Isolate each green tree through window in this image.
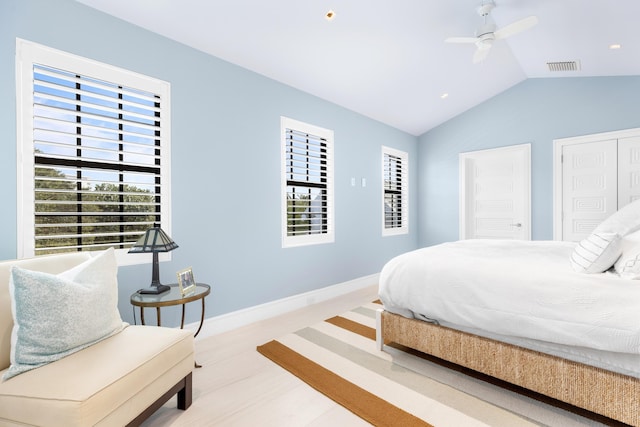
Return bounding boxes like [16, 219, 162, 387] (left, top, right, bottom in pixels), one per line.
[34, 163, 157, 255]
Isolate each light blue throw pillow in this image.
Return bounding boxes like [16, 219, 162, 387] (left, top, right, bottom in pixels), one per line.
[3, 248, 126, 381]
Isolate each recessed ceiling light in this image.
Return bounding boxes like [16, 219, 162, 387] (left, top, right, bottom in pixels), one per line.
[325, 10, 336, 21]
[440, 93, 449, 99]
[609, 43, 622, 50]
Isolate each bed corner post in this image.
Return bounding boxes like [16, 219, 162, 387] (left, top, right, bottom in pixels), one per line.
[375, 308, 384, 351]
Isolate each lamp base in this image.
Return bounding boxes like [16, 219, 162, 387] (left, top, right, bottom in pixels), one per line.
[138, 284, 171, 295]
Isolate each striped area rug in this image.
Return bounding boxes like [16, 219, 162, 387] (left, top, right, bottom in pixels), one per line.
[257, 302, 609, 427]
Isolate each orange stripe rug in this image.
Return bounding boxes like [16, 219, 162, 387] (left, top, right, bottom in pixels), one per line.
[257, 301, 609, 426]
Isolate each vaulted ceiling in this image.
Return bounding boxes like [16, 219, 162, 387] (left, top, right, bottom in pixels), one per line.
[76, 0, 640, 136]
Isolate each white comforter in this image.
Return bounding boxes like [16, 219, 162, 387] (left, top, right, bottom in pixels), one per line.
[379, 239, 640, 355]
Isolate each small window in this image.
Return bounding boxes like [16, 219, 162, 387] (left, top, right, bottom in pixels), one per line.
[382, 146, 408, 236]
[16, 39, 171, 263]
[281, 117, 334, 248]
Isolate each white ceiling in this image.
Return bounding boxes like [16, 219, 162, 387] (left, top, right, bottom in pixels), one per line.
[76, 0, 640, 136]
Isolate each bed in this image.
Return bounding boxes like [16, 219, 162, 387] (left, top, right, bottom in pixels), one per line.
[375, 202, 640, 425]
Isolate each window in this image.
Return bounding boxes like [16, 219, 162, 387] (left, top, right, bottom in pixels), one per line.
[281, 117, 334, 247]
[382, 146, 408, 236]
[16, 39, 171, 264]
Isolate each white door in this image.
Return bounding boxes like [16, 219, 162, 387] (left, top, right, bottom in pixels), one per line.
[459, 144, 530, 240]
[561, 140, 617, 242]
[553, 127, 640, 241]
[618, 136, 640, 207]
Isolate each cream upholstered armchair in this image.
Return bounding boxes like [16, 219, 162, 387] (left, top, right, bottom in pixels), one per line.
[0, 249, 194, 426]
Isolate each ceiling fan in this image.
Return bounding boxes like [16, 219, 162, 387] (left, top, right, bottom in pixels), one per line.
[445, 1, 538, 63]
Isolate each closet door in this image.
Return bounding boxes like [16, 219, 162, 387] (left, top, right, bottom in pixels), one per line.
[618, 136, 640, 207]
[561, 139, 617, 242]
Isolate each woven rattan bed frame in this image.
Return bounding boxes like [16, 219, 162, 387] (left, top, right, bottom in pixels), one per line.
[376, 309, 640, 426]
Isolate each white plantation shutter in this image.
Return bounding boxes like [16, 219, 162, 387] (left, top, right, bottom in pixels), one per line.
[382, 146, 408, 235]
[17, 40, 171, 258]
[281, 117, 334, 247]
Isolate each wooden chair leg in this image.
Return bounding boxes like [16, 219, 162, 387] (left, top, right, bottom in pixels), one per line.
[177, 372, 193, 410]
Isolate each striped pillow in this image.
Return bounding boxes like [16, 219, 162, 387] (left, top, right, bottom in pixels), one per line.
[570, 199, 640, 274]
[570, 232, 622, 273]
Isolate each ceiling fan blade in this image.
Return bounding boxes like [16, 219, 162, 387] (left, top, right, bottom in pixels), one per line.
[445, 36, 478, 44]
[494, 15, 538, 40]
[473, 45, 491, 63]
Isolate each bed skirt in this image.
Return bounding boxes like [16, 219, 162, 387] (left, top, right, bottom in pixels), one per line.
[376, 309, 640, 426]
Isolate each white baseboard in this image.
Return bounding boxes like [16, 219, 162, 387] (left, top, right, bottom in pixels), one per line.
[184, 273, 379, 340]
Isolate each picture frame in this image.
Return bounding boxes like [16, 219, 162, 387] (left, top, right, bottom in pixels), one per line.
[177, 267, 197, 295]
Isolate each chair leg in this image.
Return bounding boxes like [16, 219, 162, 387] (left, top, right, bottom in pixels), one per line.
[177, 372, 193, 410]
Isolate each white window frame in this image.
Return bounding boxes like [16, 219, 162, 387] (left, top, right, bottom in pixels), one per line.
[15, 39, 172, 266]
[281, 116, 334, 248]
[382, 146, 409, 236]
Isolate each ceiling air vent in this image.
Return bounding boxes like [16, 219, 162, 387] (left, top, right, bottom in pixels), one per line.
[547, 61, 581, 72]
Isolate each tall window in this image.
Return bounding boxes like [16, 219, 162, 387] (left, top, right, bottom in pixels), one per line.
[281, 117, 334, 248]
[16, 39, 171, 263]
[382, 146, 408, 236]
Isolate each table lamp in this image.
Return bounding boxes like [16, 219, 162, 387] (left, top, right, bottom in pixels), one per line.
[128, 226, 179, 294]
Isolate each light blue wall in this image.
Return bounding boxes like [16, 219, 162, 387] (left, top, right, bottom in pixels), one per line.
[418, 76, 640, 247]
[0, 0, 418, 326]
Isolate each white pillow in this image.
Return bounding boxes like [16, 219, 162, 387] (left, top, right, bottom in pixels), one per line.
[3, 248, 126, 381]
[570, 232, 622, 273]
[614, 229, 640, 279]
[571, 199, 640, 273]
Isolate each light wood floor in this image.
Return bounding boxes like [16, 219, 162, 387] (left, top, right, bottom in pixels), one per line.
[141, 285, 379, 426]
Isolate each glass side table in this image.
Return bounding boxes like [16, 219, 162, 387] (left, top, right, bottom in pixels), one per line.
[131, 283, 211, 367]
[130, 282, 210, 331]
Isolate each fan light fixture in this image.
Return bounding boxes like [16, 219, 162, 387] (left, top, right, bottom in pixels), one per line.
[445, 1, 538, 63]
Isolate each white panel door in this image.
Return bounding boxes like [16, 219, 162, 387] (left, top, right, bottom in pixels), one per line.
[460, 144, 530, 240]
[618, 136, 640, 207]
[561, 139, 617, 242]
